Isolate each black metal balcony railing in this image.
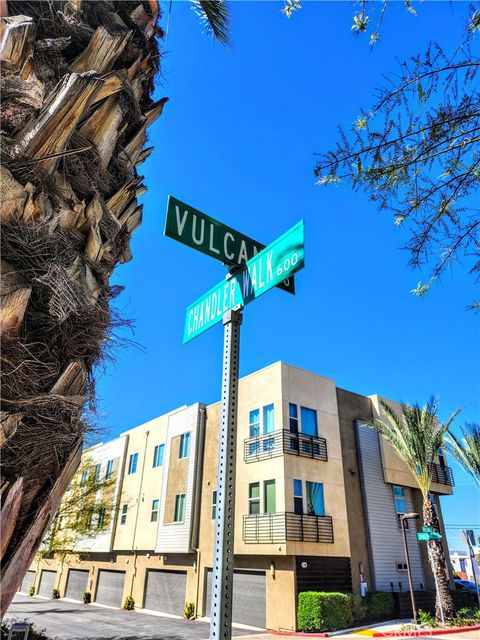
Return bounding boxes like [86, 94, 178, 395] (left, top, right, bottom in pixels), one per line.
[243, 512, 334, 544]
[244, 429, 327, 463]
[429, 462, 454, 486]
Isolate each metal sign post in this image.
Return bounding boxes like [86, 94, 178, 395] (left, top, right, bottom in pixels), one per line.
[209, 309, 242, 640]
[164, 196, 306, 640]
[462, 529, 480, 606]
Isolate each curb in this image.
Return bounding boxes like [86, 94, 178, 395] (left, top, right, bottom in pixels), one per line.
[373, 624, 480, 637]
[267, 632, 328, 637]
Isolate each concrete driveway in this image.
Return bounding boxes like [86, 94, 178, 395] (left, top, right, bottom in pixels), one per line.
[6, 595, 264, 640]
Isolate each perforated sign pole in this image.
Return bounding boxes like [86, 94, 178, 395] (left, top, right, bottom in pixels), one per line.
[209, 308, 242, 640]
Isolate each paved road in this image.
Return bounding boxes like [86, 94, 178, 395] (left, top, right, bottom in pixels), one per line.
[6, 595, 264, 640]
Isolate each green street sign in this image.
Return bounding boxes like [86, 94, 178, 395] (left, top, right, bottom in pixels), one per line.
[165, 195, 295, 294]
[183, 220, 304, 343]
[417, 532, 442, 542]
[422, 526, 434, 533]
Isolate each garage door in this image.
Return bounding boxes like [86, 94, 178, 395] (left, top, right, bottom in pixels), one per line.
[143, 570, 187, 616]
[205, 569, 266, 628]
[95, 570, 125, 608]
[38, 570, 57, 598]
[19, 570, 36, 594]
[65, 569, 89, 601]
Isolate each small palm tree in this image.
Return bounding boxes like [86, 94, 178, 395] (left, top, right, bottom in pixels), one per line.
[444, 423, 480, 488]
[368, 398, 460, 619]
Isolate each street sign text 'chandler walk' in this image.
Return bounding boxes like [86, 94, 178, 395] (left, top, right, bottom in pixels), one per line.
[183, 219, 304, 343]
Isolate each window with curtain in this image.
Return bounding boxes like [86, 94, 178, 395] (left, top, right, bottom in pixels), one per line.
[300, 406, 318, 436]
[264, 479, 276, 513]
[174, 493, 186, 522]
[293, 479, 303, 515]
[248, 482, 260, 514]
[153, 444, 165, 467]
[305, 481, 324, 516]
[263, 404, 275, 452]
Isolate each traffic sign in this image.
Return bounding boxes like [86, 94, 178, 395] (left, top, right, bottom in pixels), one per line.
[422, 526, 434, 533]
[417, 531, 442, 542]
[164, 195, 295, 294]
[183, 220, 304, 343]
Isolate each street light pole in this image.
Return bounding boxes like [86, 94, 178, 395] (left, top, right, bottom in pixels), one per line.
[401, 513, 419, 626]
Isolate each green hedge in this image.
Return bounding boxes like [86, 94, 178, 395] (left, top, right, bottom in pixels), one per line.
[298, 592, 353, 632]
[366, 591, 394, 619]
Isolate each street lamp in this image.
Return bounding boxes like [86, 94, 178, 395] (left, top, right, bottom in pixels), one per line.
[400, 512, 420, 625]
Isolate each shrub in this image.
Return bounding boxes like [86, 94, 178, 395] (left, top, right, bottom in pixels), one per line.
[366, 591, 394, 619]
[184, 601, 195, 619]
[350, 594, 368, 622]
[51, 589, 60, 599]
[82, 591, 91, 604]
[297, 592, 353, 632]
[418, 609, 435, 626]
[122, 595, 135, 610]
[28, 586, 35, 596]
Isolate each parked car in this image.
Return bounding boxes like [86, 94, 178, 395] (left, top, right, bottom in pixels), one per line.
[454, 578, 479, 593]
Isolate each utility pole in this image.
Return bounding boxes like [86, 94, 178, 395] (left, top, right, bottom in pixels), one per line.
[401, 513, 419, 625]
[209, 309, 242, 640]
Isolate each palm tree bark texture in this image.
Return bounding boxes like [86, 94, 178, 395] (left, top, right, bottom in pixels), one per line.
[0, 0, 166, 617]
[423, 495, 455, 619]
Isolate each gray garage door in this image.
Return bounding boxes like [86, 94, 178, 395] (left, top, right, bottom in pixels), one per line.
[65, 569, 89, 601]
[38, 570, 57, 598]
[95, 570, 125, 608]
[143, 570, 187, 616]
[19, 570, 36, 594]
[205, 569, 266, 628]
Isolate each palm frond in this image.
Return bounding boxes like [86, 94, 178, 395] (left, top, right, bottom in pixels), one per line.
[190, 0, 231, 46]
[367, 398, 461, 496]
[444, 423, 480, 487]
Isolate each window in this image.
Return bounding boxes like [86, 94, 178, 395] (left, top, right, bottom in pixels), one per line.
[94, 463, 102, 482]
[179, 433, 190, 459]
[211, 490, 217, 520]
[289, 403, 299, 433]
[153, 444, 165, 468]
[128, 452, 138, 474]
[301, 406, 318, 437]
[264, 479, 276, 513]
[393, 486, 407, 527]
[120, 504, 128, 525]
[151, 499, 159, 522]
[428, 493, 439, 516]
[105, 459, 114, 480]
[263, 404, 275, 452]
[396, 561, 408, 572]
[249, 409, 260, 437]
[393, 486, 407, 514]
[80, 470, 88, 486]
[174, 494, 186, 522]
[97, 508, 106, 529]
[293, 479, 303, 515]
[306, 481, 325, 516]
[248, 482, 260, 515]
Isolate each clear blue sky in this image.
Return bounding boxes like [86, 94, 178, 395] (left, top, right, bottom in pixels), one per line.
[94, 1, 479, 550]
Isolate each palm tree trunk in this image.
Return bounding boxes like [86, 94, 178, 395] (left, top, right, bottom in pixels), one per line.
[423, 496, 455, 619]
[0, 0, 165, 617]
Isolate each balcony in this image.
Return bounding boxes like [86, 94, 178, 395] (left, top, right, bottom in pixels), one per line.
[429, 462, 454, 486]
[244, 429, 327, 463]
[243, 512, 334, 544]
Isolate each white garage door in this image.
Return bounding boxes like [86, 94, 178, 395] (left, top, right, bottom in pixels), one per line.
[143, 570, 187, 616]
[38, 570, 57, 598]
[65, 569, 89, 601]
[205, 569, 266, 628]
[95, 570, 125, 608]
[19, 570, 36, 594]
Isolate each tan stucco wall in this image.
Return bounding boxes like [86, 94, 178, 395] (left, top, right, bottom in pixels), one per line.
[164, 435, 188, 524]
[336, 388, 373, 593]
